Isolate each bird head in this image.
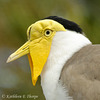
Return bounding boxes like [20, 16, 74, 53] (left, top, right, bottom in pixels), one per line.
[7, 19, 66, 86]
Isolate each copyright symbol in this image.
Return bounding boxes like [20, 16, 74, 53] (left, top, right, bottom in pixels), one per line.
[2, 94, 5, 98]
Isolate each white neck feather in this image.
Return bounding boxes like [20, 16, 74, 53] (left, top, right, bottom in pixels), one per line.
[41, 30, 91, 100]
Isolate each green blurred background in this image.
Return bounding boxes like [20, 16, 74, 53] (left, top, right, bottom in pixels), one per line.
[0, 0, 100, 100]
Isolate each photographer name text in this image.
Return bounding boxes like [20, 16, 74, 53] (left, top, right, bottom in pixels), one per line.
[1, 94, 38, 99]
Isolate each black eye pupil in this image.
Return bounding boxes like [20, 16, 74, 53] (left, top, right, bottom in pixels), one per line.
[46, 31, 50, 35]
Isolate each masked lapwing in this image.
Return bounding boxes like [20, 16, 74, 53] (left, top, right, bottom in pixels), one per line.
[7, 16, 100, 100]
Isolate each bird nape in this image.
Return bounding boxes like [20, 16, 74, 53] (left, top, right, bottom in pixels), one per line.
[7, 16, 100, 100]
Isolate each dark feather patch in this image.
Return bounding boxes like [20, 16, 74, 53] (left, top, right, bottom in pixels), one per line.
[44, 16, 82, 33]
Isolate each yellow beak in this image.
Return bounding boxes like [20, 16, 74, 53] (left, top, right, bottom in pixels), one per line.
[7, 41, 30, 63]
[7, 37, 52, 86]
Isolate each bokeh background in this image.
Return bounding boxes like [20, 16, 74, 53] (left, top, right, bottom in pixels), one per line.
[0, 0, 100, 100]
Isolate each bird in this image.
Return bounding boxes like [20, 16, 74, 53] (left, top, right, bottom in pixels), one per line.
[7, 16, 100, 100]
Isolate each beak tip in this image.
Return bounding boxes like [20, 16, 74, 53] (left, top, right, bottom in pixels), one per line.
[6, 56, 11, 63]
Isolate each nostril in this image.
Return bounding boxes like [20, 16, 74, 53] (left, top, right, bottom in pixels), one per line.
[22, 46, 29, 50]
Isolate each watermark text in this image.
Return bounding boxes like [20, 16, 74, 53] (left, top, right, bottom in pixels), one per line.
[1, 94, 38, 99]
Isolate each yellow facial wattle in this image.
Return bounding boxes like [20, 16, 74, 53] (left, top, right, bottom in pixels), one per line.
[7, 19, 66, 86]
[28, 36, 53, 85]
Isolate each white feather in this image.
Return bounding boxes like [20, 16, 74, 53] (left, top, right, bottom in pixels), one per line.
[41, 30, 91, 100]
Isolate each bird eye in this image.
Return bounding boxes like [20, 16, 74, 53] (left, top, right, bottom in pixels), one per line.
[44, 30, 52, 36]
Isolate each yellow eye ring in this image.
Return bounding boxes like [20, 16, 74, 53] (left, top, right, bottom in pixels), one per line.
[44, 30, 52, 36]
